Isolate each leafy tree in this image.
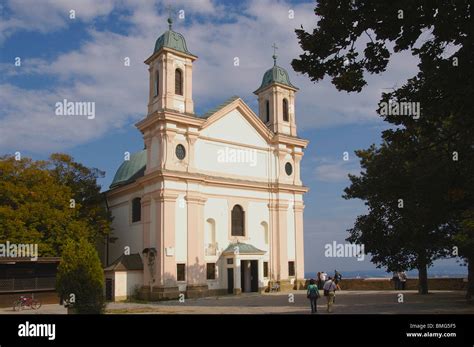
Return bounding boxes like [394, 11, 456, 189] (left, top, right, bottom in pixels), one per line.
[56, 237, 105, 314]
[0, 154, 112, 256]
[293, 0, 474, 297]
[47, 153, 112, 245]
[0, 156, 89, 255]
[344, 139, 456, 294]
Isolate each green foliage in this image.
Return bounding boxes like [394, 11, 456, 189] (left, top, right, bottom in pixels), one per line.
[56, 238, 105, 314]
[344, 138, 455, 274]
[47, 153, 112, 245]
[292, 0, 471, 93]
[0, 156, 86, 255]
[294, 0, 474, 295]
[0, 154, 112, 256]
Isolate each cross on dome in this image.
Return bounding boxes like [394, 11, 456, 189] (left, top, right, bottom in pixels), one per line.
[272, 42, 278, 66]
[166, 4, 173, 30]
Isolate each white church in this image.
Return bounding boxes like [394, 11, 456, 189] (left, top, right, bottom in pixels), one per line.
[104, 17, 308, 301]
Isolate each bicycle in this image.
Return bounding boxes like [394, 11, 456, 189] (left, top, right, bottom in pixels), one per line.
[13, 295, 42, 311]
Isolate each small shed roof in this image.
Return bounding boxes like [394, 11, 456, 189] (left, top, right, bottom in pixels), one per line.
[104, 253, 143, 271]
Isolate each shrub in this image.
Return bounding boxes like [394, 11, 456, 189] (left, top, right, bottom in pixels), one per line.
[56, 238, 105, 314]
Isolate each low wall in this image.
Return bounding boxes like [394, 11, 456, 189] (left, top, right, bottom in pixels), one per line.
[306, 278, 468, 291]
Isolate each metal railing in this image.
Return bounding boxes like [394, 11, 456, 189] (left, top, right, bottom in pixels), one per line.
[0, 277, 56, 292]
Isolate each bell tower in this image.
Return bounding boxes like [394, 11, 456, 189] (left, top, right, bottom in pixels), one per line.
[144, 17, 197, 115]
[254, 44, 298, 136]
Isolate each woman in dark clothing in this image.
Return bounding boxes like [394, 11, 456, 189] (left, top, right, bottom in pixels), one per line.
[307, 279, 320, 313]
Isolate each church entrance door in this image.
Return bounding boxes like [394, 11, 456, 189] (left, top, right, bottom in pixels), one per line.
[227, 268, 234, 294]
[241, 260, 258, 293]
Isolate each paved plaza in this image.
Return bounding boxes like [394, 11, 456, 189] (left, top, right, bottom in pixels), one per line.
[1, 290, 473, 314]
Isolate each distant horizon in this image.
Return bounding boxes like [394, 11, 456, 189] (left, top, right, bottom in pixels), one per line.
[305, 266, 469, 279]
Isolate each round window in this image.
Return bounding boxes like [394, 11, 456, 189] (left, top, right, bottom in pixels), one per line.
[285, 162, 293, 176]
[175, 144, 186, 160]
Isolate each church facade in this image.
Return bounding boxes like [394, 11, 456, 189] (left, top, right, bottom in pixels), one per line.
[105, 18, 308, 300]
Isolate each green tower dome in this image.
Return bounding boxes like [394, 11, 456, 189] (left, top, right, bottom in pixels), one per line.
[258, 64, 297, 91]
[153, 17, 193, 55]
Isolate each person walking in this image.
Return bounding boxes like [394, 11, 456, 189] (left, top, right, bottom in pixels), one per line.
[334, 270, 342, 290]
[321, 271, 327, 284]
[398, 271, 407, 290]
[323, 276, 337, 313]
[317, 272, 322, 289]
[307, 279, 320, 314]
[392, 271, 400, 290]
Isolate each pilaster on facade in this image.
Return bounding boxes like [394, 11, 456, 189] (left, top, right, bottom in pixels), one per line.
[163, 129, 177, 171]
[276, 148, 290, 182]
[292, 151, 304, 186]
[293, 200, 305, 280]
[268, 201, 289, 281]
[140, 195, 153, 286]
[186, 130, 199, 173]
[185, 192, 208, 287]
[151, 191, 179, 287]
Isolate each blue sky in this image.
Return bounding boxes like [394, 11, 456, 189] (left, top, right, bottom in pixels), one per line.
[0, 0, 466, 276]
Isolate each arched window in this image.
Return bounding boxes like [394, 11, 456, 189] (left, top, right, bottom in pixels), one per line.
[231, 205, 245, 236]
[283, 98, 289, 122]
[131, 197, 141, 223]
[154, 70, 159, 96]
[175, 68, 183, 95]
[265, 100, 270, 123]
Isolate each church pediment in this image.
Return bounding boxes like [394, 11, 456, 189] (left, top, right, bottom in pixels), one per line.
[200, 97, 274, 147]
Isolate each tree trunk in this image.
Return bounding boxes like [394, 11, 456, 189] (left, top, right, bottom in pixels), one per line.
[466, 257, 474, 301]
[418, 262, 429, 294]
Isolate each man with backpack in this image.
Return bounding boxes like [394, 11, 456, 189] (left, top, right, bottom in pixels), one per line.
[323, 276, 337, 313]
[307, 279, 320, 314]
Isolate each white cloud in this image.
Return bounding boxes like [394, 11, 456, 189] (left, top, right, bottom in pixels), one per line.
[0, 0, 115, 42]
[0, 0, 422, 153]
[313, 157, 360, 183]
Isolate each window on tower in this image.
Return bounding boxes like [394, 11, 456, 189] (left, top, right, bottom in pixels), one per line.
[175, 68, 183, 95]
[283, 98, 289, 122]
[265, 100, 270, 123]
[154, 70, 159, 96]
[231, 205, 245, 236]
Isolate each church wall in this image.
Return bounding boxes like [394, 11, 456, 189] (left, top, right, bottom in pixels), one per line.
[246, 201, 270, 252]
[107, 190, 144, 264]
[201, 185, 273, 201]
[204, 197, 228, 253]
[150, 136, 160, 169]
[175, 193, 188, 262]
[194, 140, 273, 180]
